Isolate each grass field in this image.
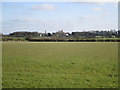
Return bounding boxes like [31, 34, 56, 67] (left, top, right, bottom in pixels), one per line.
[2, 42, 118, 88]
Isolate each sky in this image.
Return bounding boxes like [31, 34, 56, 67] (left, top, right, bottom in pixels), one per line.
[1, 2, 118, 34]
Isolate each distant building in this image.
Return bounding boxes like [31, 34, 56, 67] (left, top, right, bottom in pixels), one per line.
[52, 30, 66, 37]
[65, 32, 71, 37]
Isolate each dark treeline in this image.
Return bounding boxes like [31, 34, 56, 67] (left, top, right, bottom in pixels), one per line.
[28, 38, 120, 42]
[1, 30, 120, 42]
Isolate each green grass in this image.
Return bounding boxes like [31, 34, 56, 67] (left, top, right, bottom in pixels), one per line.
[2, 42, 118, 88]
[95, 38, 120, 40]
[2, 37, 26, 41]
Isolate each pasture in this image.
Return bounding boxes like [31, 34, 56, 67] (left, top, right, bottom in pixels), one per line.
[2, 42, 118, 88]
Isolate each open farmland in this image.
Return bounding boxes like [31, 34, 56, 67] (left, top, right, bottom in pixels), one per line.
[2, 42, 118, 88]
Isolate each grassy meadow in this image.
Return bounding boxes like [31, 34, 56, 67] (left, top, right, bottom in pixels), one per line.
[2, 42, 118, 88]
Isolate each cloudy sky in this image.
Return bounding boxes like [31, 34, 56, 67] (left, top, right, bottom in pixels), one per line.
[2, 2, 118, 34]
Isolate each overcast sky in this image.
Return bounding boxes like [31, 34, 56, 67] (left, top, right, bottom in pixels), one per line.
[2, 2, 118, 34]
